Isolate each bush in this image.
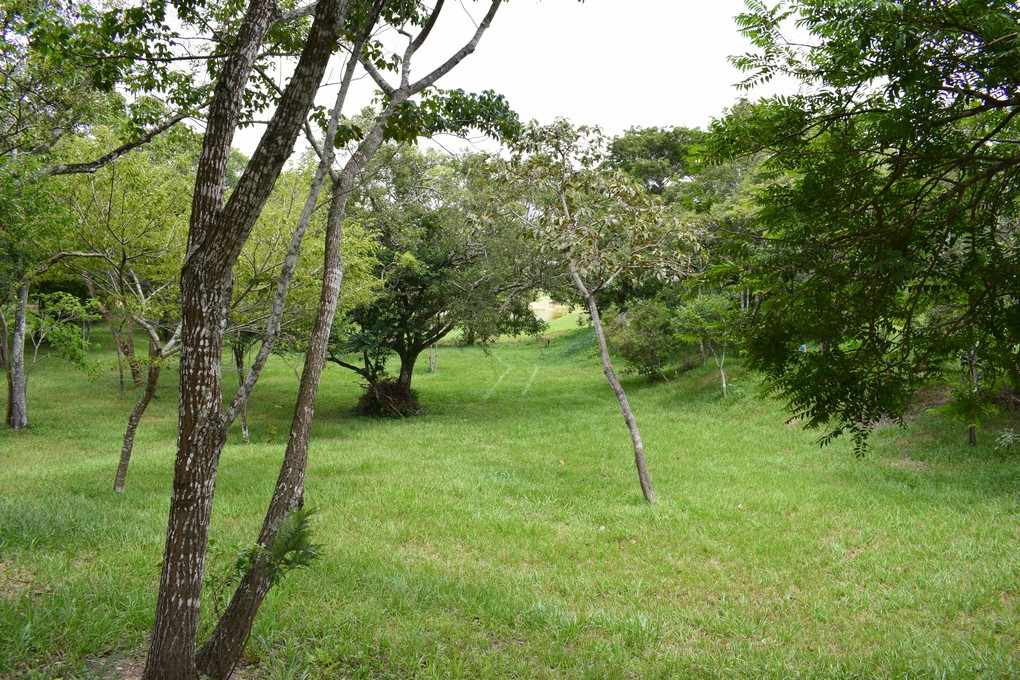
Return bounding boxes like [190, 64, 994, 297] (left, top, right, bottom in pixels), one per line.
[356, 379, 422, 417]
[604, 299, 700, 380]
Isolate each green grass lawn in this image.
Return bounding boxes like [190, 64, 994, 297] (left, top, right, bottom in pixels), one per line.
[1, 327, 1018, 678]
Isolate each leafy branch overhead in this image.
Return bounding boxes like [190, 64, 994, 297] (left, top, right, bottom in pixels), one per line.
[715, 0, 1020, 448]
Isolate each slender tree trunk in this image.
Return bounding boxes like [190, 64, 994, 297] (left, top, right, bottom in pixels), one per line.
[0, 306, 8, 372]
[114, 339, 162, 493]
[428, 343, 438, 373]
[569, 261, 655, 504]
[967, 346, 978, 446]
[714, 349, 728, 398]
[6, 282, 29, 430]
[116, 343, 125, 398]
[233, 342, 251, 443]
[123, 319, 143, 386]
[196, 108, 390, 680]
[2, 305, 10, 425]
[143, 0, 347, 676]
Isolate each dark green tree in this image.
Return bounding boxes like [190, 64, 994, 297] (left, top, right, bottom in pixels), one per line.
[330, 146, 542, 415]
[713, 0, 1020, 447]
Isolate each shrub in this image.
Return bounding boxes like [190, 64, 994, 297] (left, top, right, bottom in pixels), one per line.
[605, 298, 699, 380]
[356, 379, 422, 417]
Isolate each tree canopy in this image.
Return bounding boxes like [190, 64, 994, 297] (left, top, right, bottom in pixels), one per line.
[712, 0, 1020, 447]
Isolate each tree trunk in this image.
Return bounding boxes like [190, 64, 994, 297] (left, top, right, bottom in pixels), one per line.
[114, 338, 162, 493]
[116, 342, 125, 398]
[967, 346, 979, 447]
[0, 306, 8, 372]
[144, 270, 230, 680]
[569, 261, 655, 504]
[6, 282, 29, 430]
[398, 350, 418, 392]
[428, 343, 438, 373]
[233, 342, 251, 443]
[143, 0, 346, 676]
[123, 319, 143, 386]
[714, 349, 728, 398]
[141, 1, 346, 676]
[196, 100, 392, 680]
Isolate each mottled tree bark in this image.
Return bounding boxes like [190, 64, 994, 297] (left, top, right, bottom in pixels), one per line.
[114, 337, 162, 493]
[196, 109, 390, 680]
[6, 282, 29, 430]
[182, 1, 500, 675]
[569, 261, 656, 504]
[143, 1, 348, 677]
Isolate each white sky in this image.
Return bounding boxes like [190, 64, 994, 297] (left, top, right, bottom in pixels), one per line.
[234, 0, 790, 157]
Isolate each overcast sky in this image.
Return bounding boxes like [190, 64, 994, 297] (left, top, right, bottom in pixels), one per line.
[234, 1, 789, 156]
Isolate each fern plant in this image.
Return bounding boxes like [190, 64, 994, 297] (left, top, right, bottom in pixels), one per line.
[235, 507, 321, 587]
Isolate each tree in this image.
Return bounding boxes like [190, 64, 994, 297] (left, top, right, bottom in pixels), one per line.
[196, 4, 518, 672]
[604, 297, 693, 380]
[714, 0, 1020, 447]
[604, 116, 767, 388]
[673, 292, 739, 397]
[608, 126, 706, 197]
[1, 0, 205, 430]
[507, 121, 695, 504]
[328, 145, 542, 415]
[140, 2, 363, 676]
[62, 125, 196, 384]
[110, 0, 516, 676]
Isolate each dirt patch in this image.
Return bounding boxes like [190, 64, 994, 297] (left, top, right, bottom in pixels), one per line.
[88, 650, 257, 679]
[0, 560, 38, 600]
[886, 456, 932, 472]
[91, 653, 147, 680]
[909, 385, 953, 414]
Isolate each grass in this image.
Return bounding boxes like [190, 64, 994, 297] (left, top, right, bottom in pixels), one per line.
[1, 326, 1019, 678]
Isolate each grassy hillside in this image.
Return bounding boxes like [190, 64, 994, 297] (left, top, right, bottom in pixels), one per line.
[1, 327, 1018, 678]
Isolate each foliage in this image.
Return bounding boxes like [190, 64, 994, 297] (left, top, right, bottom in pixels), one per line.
[507, 120, 696, 305]
[713, 0, 1020, 447]
[381, 88, 522, 145]
[993, 427, 1019, 453]
[605, 289, 740, 389]
[672, 292, 738, 358]
[24, 291, 101, 372]
[607, 126, 706, 196]
[235, 508, 321, 588]
[329, 145, 544, 397]
[604, 299, 692, 380]
[56, 124, 197, 331]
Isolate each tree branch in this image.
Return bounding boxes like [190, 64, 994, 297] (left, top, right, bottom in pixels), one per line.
[45, 111, 191, 176]
[408, 0, 501, 95]
[411, 0, 445, 52]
